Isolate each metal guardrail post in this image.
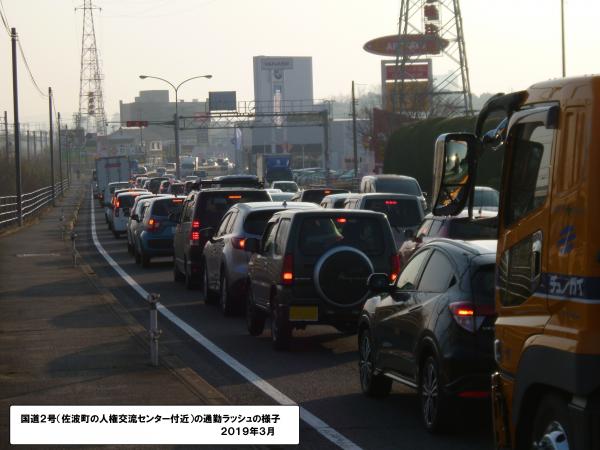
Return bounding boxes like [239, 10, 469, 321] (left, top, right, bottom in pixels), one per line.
[147, 293, 162, 367]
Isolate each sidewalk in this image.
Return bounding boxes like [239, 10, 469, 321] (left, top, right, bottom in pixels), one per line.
[0, 180, 226, 447]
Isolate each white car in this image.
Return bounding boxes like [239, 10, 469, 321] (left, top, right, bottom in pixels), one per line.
[111, 190, 150, 238]
[271, 180, 299, 193]
[103, 181, 131, 224]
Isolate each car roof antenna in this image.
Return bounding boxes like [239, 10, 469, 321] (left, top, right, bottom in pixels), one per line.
[282, 200, 287, 208]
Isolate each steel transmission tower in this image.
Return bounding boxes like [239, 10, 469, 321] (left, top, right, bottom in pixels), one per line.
[76, 0, 107, 136]
[392, 0, 473, 117]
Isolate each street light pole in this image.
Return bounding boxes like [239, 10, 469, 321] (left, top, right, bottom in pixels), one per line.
[139, 74, 212, 179]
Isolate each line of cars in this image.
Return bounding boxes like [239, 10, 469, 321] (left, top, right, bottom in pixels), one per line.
[98, 173, 501, 433]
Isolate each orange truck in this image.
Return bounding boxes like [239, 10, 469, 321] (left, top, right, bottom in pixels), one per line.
[431, 76, 600, 449]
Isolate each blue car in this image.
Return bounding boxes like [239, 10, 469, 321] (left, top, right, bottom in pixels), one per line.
[133, 195, 184, 267]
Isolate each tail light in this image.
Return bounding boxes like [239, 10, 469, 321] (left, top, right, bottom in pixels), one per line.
[281, 254, 294, 285]
[147, 218, 160, 232]
[389, 254, 400, 283]
[231, 237, 246, 250]
[189, 219, 201, 246]
[449, 302, 495, 333]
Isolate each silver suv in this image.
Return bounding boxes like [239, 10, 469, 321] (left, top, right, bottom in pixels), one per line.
[203, 201, 318, 315]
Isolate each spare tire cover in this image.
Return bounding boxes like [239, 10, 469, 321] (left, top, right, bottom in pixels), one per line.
[314, 246, 374, 307]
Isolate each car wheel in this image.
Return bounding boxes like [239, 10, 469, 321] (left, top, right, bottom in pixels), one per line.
[246, 283, 265, 336]
[173, 260, 184, 282]
[358, 329, 392, 397]
[530, 393, 572, 450]
[141, 249, 151, 268]
[270, 303, 292, 351]
[202, 262, 217, 304]
[419, 355, 450, 433]
[219, 273, 235, 316]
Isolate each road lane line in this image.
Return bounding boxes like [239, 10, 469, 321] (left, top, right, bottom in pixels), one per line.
[89, 191, 362, 450]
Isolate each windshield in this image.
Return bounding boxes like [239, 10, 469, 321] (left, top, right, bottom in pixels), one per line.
[448, 217, 498, 240]
[364, 198, 421, 227]
[375, 178, 421, 196]
[109, 183, 129, 193]
[150, 198, 184, 217]
[298, 216, 384, 256]
[196, 191, 270, 226]
[273, 182, 298, 192]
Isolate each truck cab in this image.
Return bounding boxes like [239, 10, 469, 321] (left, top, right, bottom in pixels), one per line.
[431, 76, 600, 450]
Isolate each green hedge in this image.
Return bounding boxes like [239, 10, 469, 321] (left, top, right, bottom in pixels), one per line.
[383, 116, 504, 195]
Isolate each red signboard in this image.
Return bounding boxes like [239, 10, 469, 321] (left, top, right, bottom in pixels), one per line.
[385, 63, 430, 81]
[125, 121, 148, 128]
[363, 34, 448, 57]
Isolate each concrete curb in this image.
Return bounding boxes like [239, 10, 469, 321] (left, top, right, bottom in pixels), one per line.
[72, 188, 228, 406]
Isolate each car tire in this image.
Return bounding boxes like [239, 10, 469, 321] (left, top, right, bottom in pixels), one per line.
[419, 355, 450, 433]
[270, 303, 292, 351]
[173, 261, 184, 282]
[529, 393, 573, 450]
[219, 273, 235, 316]
[246, 284, 265, 336]
[358, 329, 392, 397]
[202, 262, 217, 304]
[134, 244, 141, 264]
[141, 249, 151, 268]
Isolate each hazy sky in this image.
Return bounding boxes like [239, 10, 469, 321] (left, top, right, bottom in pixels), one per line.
[1, 0, 599, 125]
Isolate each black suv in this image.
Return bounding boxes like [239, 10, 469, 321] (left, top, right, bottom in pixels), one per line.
[244, 209, 400, 350]
[358, 239, 497, 433]
[172, 188, 271, 289]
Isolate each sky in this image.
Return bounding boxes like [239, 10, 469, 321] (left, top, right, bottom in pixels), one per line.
[1, 0, 599, 125]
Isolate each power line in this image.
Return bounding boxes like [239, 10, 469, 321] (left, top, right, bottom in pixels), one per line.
[17, 39, 48, 98]
[0, 0, 11, 36]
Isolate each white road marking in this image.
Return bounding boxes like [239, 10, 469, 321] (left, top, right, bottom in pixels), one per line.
[89, 191, 362, 450]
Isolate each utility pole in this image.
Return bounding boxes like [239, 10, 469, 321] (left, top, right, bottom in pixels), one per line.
[322, 109, 331, 187]
[26, 129, 30, 160]
[3, 111, 8, 161]
[65, 125, 71, 185]
[58, 112, 63, 194]
[49, 88, 56, 206]
[33, 130, 36, 156]
[11, 28, 23, 226]
[561, 0, 566, 77]
[351, 81, 358, 179]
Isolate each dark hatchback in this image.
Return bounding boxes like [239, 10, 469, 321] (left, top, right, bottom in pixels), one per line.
[358, 239, 497, 432]
[172, 188, 271, 289]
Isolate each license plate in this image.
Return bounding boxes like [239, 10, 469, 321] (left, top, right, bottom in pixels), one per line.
[289, 306, 318, 322]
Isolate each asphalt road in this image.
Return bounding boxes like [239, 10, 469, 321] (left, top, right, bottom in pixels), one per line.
[76, 189, 493, 450]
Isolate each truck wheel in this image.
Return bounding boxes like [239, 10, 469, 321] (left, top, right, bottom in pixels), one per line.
[419, 355, 451, 433]
[271, 303, 292, 351]
[358, 329, 392, 397]
[530, 393, 572, 450]
[246, 284, 265, 336]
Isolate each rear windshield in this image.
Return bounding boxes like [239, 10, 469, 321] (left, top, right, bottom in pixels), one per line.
[117, 195, 137, 208]
[151, 198, 184, 217]
[303, 190, 346, 204]
[298, 216, 384, 256]
[364, 198, 421, 227]
[375, 178, 421, 196]
[196, 191, 270, 226]
[149, 178, 168, 189]
[471, 265, 496, 306]
[110, 183, 129, 193]
[244, 210, 281, 235]
[448, 218, 498, 240]
[474, 189, 499, 208]
[170, 184, 184, 195]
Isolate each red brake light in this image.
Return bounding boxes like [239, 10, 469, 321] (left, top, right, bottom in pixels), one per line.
[190, 220, 201, 245]
[281, 254, 294, 285]
[390, 254, 400, 283]
[324, 190, 331, 194]
[231, 237, 246, 250]
[228, 195, 242, 199]
[449, 302, 495, 333]
[147, 218, 160, 232]
[458, 391, 489, 399]
[336, 217, 347, 224]
[385, 200, 398, 205]
[172, 198, 183, 204]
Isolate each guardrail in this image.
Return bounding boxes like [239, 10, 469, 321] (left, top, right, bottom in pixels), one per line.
[0, 179, 69, 228]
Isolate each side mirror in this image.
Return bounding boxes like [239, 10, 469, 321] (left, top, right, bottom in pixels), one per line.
[431, 133, 479, 216]
[245, 237, 261, 253]
[404, 229, 414, 239]
[367, 273, 391, 293]
[131, 214, 139, 222]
